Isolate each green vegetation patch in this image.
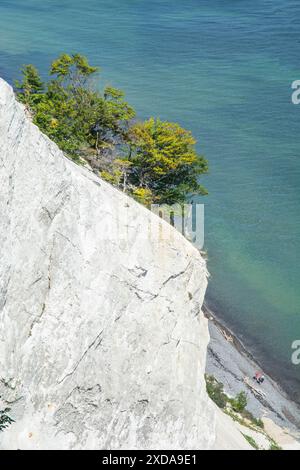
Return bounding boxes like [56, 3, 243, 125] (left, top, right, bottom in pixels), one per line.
[205, 374, 264, 431]
[242, 433, 259, 450]
[0, 408, 14, 432]
[205, 374, 228, 409]
[269, 439, 282, 451]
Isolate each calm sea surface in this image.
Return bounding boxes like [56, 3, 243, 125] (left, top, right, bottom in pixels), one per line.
[0, 0, 299, 402]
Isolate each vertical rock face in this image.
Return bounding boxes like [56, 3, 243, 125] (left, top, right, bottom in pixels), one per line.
[0, 79, 248, 449]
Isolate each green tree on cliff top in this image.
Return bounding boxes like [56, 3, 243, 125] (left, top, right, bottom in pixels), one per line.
[15, 53, 208, 206]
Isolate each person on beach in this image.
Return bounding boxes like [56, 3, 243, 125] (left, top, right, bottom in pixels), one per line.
[254, 371, 264, 384]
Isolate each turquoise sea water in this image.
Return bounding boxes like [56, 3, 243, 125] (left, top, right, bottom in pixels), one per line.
[0, 0, 299, 403]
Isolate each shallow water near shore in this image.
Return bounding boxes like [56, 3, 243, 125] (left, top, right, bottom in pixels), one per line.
[0, 0, 299, 405]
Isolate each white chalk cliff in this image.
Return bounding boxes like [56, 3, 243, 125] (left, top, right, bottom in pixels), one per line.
[0, 78, 249, 450]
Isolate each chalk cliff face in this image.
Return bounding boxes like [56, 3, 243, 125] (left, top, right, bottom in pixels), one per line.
[0, 79, 249, 450]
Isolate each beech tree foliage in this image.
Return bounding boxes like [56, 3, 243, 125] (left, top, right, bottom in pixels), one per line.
[15, 53, 208, 205]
